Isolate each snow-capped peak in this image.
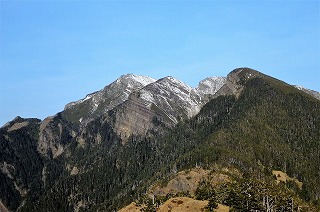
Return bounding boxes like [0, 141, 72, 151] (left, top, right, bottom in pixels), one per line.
[137, 75, 223, 123]
[130, 74, 156, 86]
[63, 73, 229, 125]
[117, 74, 156, 86]
[65, 74, 155, 110]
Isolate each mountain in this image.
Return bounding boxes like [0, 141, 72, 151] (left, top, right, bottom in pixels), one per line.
[61, 74, 226, 140]
[0, 68, 319, 211]
[111, 76, 226, 139]
[62, 74, 156, 125]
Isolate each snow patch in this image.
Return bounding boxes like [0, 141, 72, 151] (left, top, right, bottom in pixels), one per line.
[195, 77, 226, 96]
[140, 90, 155, 103]
[63, 73, 229, 127]
[294, 85, 304, 90]
[130, 74, 156, 86]
[64, 92, 96, 110]
[83, 95, 92, 101]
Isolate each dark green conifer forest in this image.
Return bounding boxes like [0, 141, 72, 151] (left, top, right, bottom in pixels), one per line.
[1, 70, 319, 211]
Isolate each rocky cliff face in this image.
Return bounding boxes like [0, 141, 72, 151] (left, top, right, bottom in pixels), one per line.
[110, 75, 226, 139]
[38, 114, 77, 158]
[60, 74, 227, 140]
[62, 74, 156, 125]
[195, 76, 227, 97]
[59, 69, 320, 141]
[1, 68, 320, 212]
[113, 94, 158, 139]
[212, 68, 261, 98]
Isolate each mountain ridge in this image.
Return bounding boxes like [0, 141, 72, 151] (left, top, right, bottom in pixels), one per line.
[1, 67, 320, 211]
[2, 68, 319, 128]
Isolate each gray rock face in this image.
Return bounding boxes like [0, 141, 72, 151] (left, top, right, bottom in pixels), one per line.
[113, 94, 157, 139]
[212, 70, 243, 98]
[196, 76, 227, 96]
[13, 67, 319, 150]
[60, 73, 227, 140]
[1, 67, 319, 212]
[138, 76, 199, 123]
[213, 68, 262, 98]
[38, 115, 77, 158]
[111, 76, 226, 139]
[62, 74, 156, 125]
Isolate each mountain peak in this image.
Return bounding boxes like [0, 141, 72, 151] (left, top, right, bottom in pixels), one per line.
[62, 74, 156, 124]
[2, 68, 320, 212]
[117, 74, 156, 86]
[227, 67, 262, 84]
[160, 76, 189, 83]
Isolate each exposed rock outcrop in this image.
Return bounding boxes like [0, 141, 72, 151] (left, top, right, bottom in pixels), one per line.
[62, 74, 156, 125]
[38, 115, 76, 158]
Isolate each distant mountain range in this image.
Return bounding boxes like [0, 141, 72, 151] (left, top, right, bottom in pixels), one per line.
[1, 68, 319, 211]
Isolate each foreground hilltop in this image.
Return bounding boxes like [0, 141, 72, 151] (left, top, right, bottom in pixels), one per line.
[1, 68, 320, 211]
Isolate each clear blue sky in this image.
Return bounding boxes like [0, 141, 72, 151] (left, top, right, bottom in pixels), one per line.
[1, 0, 319, 126]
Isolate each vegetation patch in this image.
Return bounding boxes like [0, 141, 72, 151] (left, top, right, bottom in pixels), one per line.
[7, 121, 29, 132]
[273, 170, 303, 190]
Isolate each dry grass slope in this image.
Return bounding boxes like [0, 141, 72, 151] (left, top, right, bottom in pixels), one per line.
[157, 197, 208, 212]
[272, 170, 303, 189]
[151, 167, 230, 196]
[118, 202, 142, 212]
[118, 198, 230, 212]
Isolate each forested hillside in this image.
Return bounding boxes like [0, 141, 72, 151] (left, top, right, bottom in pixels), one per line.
[0, 68, 319, 211]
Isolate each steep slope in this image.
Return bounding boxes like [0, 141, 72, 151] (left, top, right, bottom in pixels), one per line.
[139, 76, 201, 122]
[0, 117, 43, 211]
[171, 68, 320, 204]
[195, 76, 226, 98]
[62, 74, 156, 125]
[112, 76, 199, 139]
[37, 114, 78, 158]
[212, 68, 269, 98]
[111, 76, 226, 139]
[61, 74, 226, 140]
[0, 68, 319, 211]
[0, 73, 226, 211]
[139, 76, 226, 122]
